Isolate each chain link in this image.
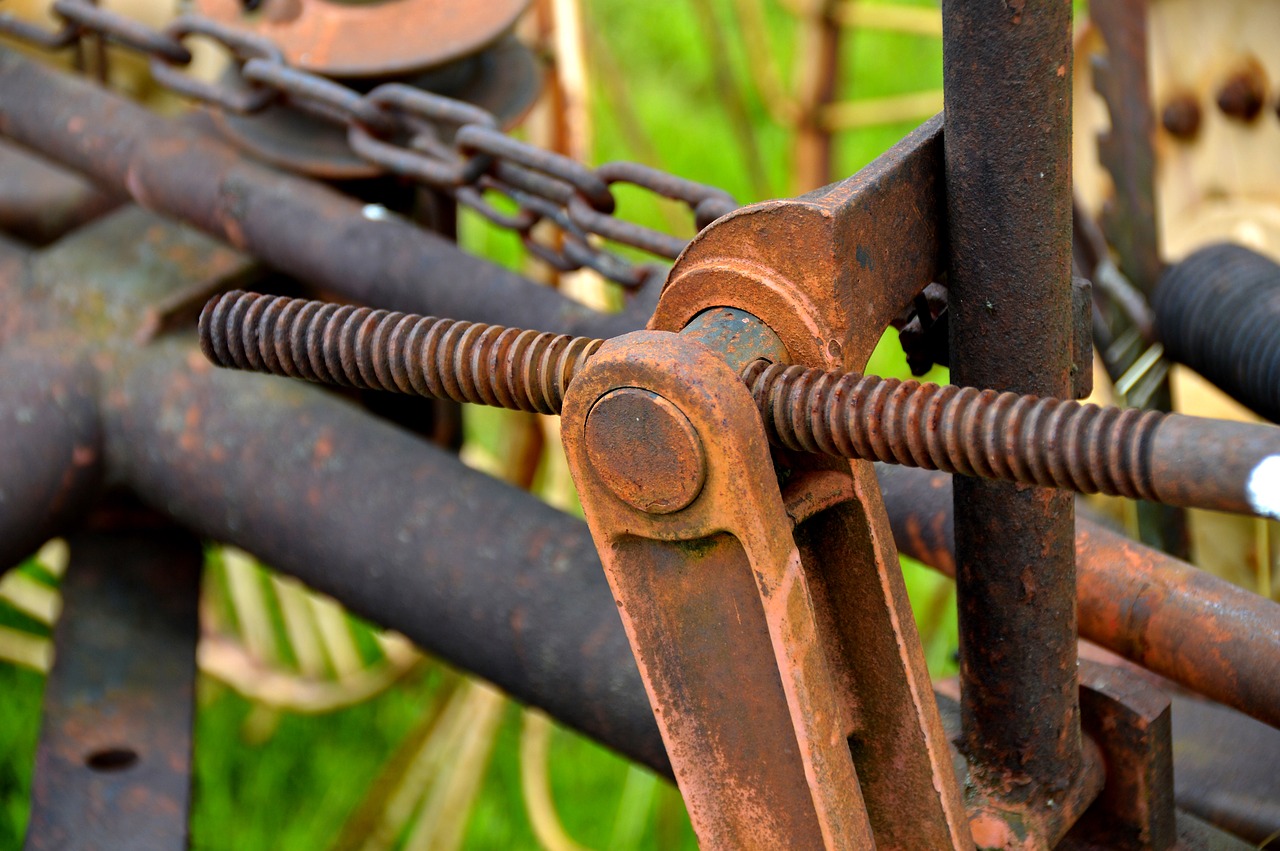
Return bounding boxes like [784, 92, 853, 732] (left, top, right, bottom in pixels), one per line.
[0, 1, 740, 289]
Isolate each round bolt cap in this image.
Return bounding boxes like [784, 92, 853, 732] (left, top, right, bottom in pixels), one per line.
[585, 388, 706, 514]
[1161, 94, 1202, 140]
[1216, 61, 1268, 122]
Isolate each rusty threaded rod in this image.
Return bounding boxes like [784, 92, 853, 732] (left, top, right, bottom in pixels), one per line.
[200, 290, 602, 414]
[741, 360, 1164, 501]
[200, 291, 1280, 518]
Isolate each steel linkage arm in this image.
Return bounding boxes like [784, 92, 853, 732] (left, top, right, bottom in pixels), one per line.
[558, 320, 974, 848]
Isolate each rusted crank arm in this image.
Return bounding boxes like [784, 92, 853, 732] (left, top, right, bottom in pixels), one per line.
[642, 116, 976, 848]
[560, 331, 888, 848]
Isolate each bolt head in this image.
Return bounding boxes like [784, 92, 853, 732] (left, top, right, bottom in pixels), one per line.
[1161, 94, 1202, 140]
[584, 388, 706, 514]
[1217, 63, 1268, 122]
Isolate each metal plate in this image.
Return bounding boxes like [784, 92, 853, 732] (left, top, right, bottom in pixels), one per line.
[25, 528, 201, 850]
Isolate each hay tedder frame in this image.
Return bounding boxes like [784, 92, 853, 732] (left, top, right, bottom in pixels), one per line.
[2, 0, 1279, 848]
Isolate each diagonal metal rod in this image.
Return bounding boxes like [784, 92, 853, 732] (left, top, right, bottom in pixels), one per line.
[200, 290, 1280, 520]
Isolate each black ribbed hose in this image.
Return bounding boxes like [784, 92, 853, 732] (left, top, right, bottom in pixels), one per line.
[1154, 243, 1280, 423]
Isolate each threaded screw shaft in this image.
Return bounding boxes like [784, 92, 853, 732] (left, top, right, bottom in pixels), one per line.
[200, 290, 603, 414]
[200, 291, 1274, 513]
[739, 361, 1166, 501]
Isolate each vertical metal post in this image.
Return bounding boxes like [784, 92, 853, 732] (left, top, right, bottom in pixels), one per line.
[941, 0, 1084, 807]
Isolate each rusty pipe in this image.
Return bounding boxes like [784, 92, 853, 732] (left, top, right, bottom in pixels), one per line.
[0, 44, 638, 342]
[0, 350, 102, 572]
[877, 464, 1280, 731]
[0, 139, 120, 246]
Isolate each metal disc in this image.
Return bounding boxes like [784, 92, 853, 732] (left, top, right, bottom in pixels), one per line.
[196, 0, 531, 79]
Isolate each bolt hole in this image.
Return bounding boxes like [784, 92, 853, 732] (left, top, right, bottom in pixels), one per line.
[85, 747, 138, 773]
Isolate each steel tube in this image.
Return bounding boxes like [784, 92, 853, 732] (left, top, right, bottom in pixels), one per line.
[99, 338, 672, 775]
[942, 0, 1083, 804]
[0, 351, 102, 571]
[0, 138, 119, 246]
[877, 464, 1280, 731]
[0, 45, 637, 342]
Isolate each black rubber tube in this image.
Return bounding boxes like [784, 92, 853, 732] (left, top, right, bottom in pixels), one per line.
[1154, 243, 1280, 423]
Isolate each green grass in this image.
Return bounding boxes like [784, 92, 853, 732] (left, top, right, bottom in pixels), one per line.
[0, 663, 43, 850]
[1, 1, 952, 847]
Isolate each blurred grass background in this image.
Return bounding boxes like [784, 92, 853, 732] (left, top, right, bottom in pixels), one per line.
[0, 0, 954, 847]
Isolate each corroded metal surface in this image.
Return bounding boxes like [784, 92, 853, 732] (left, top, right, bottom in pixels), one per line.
[562, 328, 975, 847]
[1170, 694, 1280, 845]
[25, 528, 200, 851]
[654, 113, 945, 370]
[210, 36, 541, 179]
[564, 332, 880, 849]
[3, 201, 1279, 846]
[1066, 661, 1177, 850]
[103, 336, 672, 774]
[0, 140, 118, 246]
[0, 353, 101, 572]
[596, 122, 971, 844]
[198, 290, 602, 413]
[3, 3, 1280, 843]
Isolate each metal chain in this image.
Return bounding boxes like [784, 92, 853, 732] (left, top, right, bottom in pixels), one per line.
[0, 0, 740, 289]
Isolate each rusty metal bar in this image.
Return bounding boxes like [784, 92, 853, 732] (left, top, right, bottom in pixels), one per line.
[0, 351, 101, 571]
[25, 526, 200, 850]
[877, 464, 1280, 731]
[942, 0, 1083, 811]
[0, 44, 639, 342]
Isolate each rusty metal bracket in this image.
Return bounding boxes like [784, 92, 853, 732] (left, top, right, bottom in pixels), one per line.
[557, 116, 973, 848]
[561, 329, 970, 849]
